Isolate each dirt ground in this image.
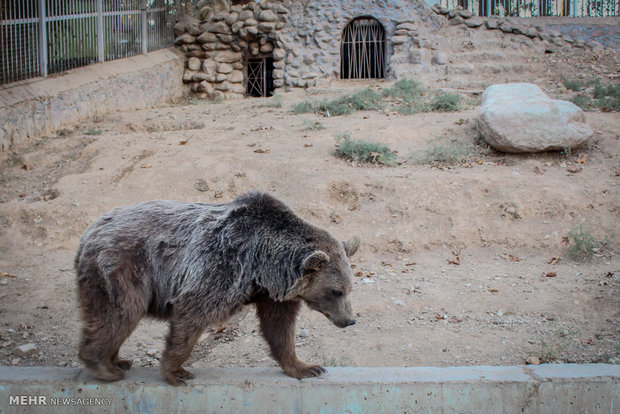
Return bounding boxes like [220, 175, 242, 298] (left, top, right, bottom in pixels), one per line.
[1, 54, 619, 373]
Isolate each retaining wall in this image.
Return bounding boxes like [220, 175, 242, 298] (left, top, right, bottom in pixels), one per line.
[522, 17, 620, 49]
[0, 48, 186, 151]
[0, 364, 618, 413]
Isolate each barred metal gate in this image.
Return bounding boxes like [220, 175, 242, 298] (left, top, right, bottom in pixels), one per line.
[246, 57, 274, 97]
[340, 17, 385, 80]
[0, 0, 175, 86]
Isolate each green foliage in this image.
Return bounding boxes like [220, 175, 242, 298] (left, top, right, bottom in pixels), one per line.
[334, 134, 397, 166]
[563, 79, 583, 91]
[567, 225, 602, 260]
[292, 81, 466, 116]
[84, 128, 102, 136]
[570, 94, 591, 110]
[264, 94, 283, 108]
[538, 332, 569, 363]
[292, 88, 384, 116]
[382, 79, 425, 102]
[411, 137, 487, 165]
[567, 80, 620, 112]
[592, 82, 620, 111]
[429, 92, 462, 112]
[321, 354, 356, 367]
[300, 118, 325, 130]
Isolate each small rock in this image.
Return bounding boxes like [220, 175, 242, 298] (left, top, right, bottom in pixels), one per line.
[146, 349, 159, 358]
[194, 179, 210, 192]
[486, 19, 500, 29]
[526, 27, 538, 38]
[499, 22, 514, 33]
[174, 34, 196, 45]
[448, 15, 464, 26]
[15, 343, 37, 356]
[57, 361, 68, 367]
[70, 362, 79, 368]
[258, 10, 277, 22]
[526, 356, 541, 365]
[11, 358, 21, 366]
[432, 52, 448, 65]
[187, 57, 201, 71]
[298, 329, 309, 338]
[464, 17, 484, 28]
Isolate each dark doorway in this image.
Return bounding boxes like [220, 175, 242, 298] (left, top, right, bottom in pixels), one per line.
[340, 17, 385, 80]
[246, 57, 274, 97]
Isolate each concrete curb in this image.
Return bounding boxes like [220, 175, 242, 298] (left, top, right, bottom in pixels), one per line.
[0, 364, 618, 413]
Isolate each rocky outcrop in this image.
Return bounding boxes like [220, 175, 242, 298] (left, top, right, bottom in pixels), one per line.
[431, 5, 605, 52]
[477, 83, 593, 153]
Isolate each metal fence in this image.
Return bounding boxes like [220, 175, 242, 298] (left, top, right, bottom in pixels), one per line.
[0, 0, 177, 86]
[440, 0, 619, 16]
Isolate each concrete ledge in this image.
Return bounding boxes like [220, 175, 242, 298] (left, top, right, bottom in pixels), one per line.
[0, 364, 618, 413]
[0, 48, 186, 151]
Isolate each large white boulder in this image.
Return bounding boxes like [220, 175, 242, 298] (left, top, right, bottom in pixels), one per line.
[477, 83, 592, 153]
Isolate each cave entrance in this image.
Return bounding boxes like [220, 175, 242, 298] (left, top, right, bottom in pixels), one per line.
[341, 17, 386, 79]
[246, 56, 274, 97]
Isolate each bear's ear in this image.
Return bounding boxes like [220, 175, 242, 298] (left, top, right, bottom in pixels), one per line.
[342, 236, 361, 257]
[302, 250, 330, 275]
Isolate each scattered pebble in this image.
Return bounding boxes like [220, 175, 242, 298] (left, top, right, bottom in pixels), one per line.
[15, 343, 37, 356]
[526, 356, 541, 365]
[146, 349, 159, 358]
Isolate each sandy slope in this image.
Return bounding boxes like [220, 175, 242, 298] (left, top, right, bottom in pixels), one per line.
[0, 83, 618, 371]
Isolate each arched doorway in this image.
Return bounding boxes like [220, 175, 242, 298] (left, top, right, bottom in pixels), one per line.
[340, 17, 386, 80]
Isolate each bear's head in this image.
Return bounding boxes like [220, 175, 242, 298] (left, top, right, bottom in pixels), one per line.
[290, 236, 360, 328]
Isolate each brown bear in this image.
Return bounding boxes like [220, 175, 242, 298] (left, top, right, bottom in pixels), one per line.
[75, 192, 360, 385]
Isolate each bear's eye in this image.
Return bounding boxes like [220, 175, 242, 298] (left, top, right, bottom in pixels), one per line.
[332, 289, 343, 297]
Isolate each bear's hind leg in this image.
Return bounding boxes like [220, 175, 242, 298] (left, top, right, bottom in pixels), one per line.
[256, 298, 326, 379]
[111, 350, 133, 371]
[160, 316, 205, 386]
[78, 296, 143, 381]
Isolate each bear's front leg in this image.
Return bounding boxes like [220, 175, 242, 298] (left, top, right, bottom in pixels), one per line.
[256, 298, 326, 379]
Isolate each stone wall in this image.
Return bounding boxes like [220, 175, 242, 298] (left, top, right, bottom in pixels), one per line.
[176, 0, 618, 100]
[520, 17, 620, 49]
[175, 0, 448, 99]
[432, 6, 611, 50]
[0, 48, 185, 151]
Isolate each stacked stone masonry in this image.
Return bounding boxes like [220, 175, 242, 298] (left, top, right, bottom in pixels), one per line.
[433, 5, 616, 51]
[175, 0, 445, 100]
[176, 0, 618, 100]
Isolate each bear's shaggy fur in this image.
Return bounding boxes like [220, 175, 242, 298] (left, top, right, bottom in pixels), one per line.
[75, 192, 360, 385]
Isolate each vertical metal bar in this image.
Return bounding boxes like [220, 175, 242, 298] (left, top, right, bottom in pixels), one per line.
[142, 0, 148, 54]
[261, 59, 265, 97]
[18, 0, 22, 80]
[39, 0, 47, 77]
[97, 0, 103, 62]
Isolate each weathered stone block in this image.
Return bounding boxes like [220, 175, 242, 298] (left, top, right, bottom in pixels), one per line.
[217, 63, 234, 74]
[197, 32, 218, 44]
[477, 83, 592, 153]
[214, 51, 242, 63]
